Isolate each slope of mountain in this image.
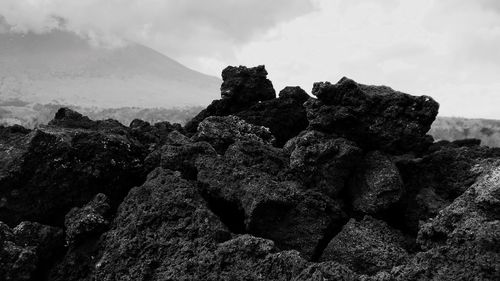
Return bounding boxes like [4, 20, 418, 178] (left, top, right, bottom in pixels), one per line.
[0, 30, 221, 108]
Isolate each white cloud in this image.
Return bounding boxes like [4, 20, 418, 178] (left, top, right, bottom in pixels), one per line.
[0, 0, 316, 55]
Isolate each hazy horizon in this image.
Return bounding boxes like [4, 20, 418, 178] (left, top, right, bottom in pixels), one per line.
[1, 0, 499, 118]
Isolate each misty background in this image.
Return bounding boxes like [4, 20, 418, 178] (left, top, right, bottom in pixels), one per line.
[0, 0, 499, 145]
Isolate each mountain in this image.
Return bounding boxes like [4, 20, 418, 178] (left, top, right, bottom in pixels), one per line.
[0, 30, 221, 108]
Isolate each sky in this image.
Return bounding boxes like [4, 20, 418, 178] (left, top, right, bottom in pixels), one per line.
[1, 0, 499, 118]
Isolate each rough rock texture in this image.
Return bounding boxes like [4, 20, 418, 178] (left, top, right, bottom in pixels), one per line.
[321, 216, 409, 275]
[1, 66, 499, 281]
[0, 109, 147, 226]
[396, 144, 500, 234]
[192, 115, 275, 153]
[196, 140, 347, 260]
[185, 66, 308, 146]
[64, 193, 111, 247]
[388, 161, 500, 280]
[286, 130, 363, 197]
[305, 77, 439, 154]
[220, 65, 276, 105]
[235, 87, 309, 146]
[185, 65, 276, 133]
[351, 151, 404, 215]
[0, 221, 63, 281]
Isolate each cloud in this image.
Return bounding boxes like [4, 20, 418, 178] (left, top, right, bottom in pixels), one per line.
[0, 0, 316, 55]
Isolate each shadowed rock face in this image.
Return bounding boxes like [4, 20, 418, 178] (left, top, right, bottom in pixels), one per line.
[1, 66, 499, 281]
[306, 77, 439, 154]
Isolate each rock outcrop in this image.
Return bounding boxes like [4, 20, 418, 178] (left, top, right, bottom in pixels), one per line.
[1, 65, 499, 281]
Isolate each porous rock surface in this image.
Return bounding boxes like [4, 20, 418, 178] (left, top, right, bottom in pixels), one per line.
[1, 65, 499, 280]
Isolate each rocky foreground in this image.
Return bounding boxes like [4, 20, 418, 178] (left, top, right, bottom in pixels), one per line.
[1, 66, 499, 281]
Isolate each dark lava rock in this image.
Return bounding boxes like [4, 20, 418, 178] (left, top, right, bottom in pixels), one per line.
[192, 115, 275, 153]
[129, 119, 184, 151]
[351, 151, 404, 215]
[305, 77, 439, 154]
[292, 261, 360, 281]
[286, 130, 363, 197]
[196, 140, 347, 260]
[235, 91, 309, 147]
[220, 65, 276, 105]
[0, 111, 147, 226]
[151, 141, 216, 180]
[321, 216, 409, 275]
[185, 67, 309, 146]
[185, 65, 276, 133]
[395, 144, 500, 234]
[389, 161, 500, 281]
[49, 108, 126, 132]
[0, 221, 63, 281]
[278, 86, 311, 103]
[64, 193, 111, 247]
[86, 168, 310, 281]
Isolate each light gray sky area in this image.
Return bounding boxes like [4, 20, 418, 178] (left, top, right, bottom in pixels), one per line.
[1, 0, 499, 118]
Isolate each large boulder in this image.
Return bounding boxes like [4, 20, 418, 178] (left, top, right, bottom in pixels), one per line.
[350, 151, 404, 215]
[0, 109, 147, 226]
[286, 130, 363, 197]
[321, 216, 409, 275]
[184, 65, 276, 133]
[395, 144, 500, 234]
[67, 168, 310, 281]
[235, 87, 309, 146]
[64, 193, 111, 247]
[389, 161, 500, 280]
[305, 77, 439, 154]
[196, 140, 347, 260]
[0, 221, 63, 281]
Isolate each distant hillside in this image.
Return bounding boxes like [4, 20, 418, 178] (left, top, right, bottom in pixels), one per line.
[430, 117, 500, 147]
[0, 30, 220, 108]
[0, 102, 203, 128]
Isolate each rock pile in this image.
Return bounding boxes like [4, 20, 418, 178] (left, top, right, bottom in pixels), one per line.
[1, 65, 499, 280]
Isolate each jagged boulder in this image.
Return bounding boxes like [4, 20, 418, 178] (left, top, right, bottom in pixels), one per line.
[0, 109, 147, 226]
[64, 193, 111, 247]
[220, 65, 276, 105]
[0, 221, 63, 281]
[192, 115, 275, 153]
[196, 140, 347, 260]
[389, 161, 500, 280]
[305, 77, 439, 154]
[286, 130, 363, 197]
[395, 144, 500, 234]
[129, 119, 184, 150]
[185, 65, 276, 133]
[234, 87, 309, 146]
[321, 216, 409, 275]
[350, 151, 404, 215]
[86, 168, 310, 281]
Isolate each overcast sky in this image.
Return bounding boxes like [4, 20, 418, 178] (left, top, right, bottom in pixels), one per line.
[1, 0, 499, 118]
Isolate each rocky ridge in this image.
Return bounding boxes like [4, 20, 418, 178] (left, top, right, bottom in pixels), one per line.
[1, 65, 499, 280]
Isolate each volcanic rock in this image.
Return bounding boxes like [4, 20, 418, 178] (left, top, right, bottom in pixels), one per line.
[286, 130, 363, 197]
[192, 115, 275, 153]
[321, 216, 409, 275]
[220, 65, 276, 105]
[64, 193, 111, 247]
[389, 161, 500, 280]
[0, 112, 147, 226]
[396, 144, 500, 234]
[196, 140, 347, 259]
[0, 221, 63, 281]
[351, 151, 404, 215]
[305, 77, 439, 154]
